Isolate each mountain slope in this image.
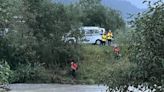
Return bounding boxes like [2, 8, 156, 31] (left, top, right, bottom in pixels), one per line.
[102, 0, 144, 19]
[54, 0, 144, 20]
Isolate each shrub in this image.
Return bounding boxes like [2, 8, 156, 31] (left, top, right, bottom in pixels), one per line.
[0, 60, 12, 84]
[10, 62, 46, 83]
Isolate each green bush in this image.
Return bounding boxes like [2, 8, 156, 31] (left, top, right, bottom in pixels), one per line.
[10, 63, 47, 83]
[0, 60, 12, 84]
[128, 0, 164, 87]
[101, 0, 164, 91]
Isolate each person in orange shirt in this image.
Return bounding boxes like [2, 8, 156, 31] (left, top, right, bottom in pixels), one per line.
[113, 45, 121, 59]
[71, 60, 78, 80]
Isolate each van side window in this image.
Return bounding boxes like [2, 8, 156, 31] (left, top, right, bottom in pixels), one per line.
[85, 30, 93, 35]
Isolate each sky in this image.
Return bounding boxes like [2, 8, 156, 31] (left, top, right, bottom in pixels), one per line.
[124, 0, 159, 9]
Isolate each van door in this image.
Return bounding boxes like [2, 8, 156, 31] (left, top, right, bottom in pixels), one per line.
[89, 29, 102, 43]
[82, 29, 94, 43]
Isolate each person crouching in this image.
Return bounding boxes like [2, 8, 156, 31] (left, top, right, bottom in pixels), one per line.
[113, 45, 121, 59]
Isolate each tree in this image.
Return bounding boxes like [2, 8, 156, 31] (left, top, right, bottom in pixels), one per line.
[129, 0, 164, 87]
[0, 0, 79, 69]
[100, 0, 164, 91]
[75, 0, 125, 31]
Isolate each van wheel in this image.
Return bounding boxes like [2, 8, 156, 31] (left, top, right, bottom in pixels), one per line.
[95, 40, 101, 45]
[67, 39, 74, 44]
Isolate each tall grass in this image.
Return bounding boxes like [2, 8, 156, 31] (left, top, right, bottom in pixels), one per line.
[10, 43, 133, 85]
[77, 44, 133, 84]
[76, 28, 135, 85]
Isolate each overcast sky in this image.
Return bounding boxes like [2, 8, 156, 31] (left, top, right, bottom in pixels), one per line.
[125, 0, 160, 9]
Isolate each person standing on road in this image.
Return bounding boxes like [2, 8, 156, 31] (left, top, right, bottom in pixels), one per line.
[107, 30, 113, 46]
[71, 60, 78, 80]
[101, 32, 107, 46]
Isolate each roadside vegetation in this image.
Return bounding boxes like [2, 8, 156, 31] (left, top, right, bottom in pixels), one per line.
[0, 0, 163, 92]
[101, 1, 164, 91]
[0, 0, 124, 85]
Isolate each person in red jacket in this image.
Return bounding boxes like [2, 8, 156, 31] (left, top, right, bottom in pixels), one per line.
[71, 60, 78, 80]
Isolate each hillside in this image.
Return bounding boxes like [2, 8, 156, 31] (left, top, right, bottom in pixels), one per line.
[102, 0, 144, 19]
[54, 0, 144, 20]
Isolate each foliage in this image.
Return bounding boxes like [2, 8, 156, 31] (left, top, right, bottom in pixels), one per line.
[113, 28, 133, 45]
[0, 0, 125, 84]
[0, 0, 79, 69]
[10, 62, 46, 83]
[0, 0, 13, 28]
[0, 60, 12, 84]
[128, 0, 164, 87]
[0, 0, 125, 68]
[75, 0, 125, 31]
[77, 45, 132, 85]
[101, 0, 164, 91]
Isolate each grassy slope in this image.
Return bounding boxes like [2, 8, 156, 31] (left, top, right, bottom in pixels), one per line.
[10, 28, 134, 84]
[26, 44, 132, 84]
[2, 44, 134, 90]
[76, 44, 131, 84]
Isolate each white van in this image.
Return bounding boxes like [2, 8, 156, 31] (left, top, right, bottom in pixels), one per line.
[64, 26, 105, 45]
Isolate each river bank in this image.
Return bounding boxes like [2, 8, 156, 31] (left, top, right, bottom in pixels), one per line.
[8, 84, 107, 92]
